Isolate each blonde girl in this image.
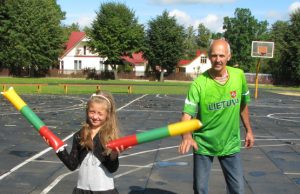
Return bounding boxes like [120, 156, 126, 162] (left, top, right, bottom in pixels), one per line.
[57, 91, 123, 194]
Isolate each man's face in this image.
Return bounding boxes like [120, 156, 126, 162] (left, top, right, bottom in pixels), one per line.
[209, 42, 231, 72]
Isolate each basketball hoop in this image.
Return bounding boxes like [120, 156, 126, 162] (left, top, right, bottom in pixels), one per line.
[251, 41, 274, 58]
[258, 46, 267, 56]
[251, 41, 275, 100]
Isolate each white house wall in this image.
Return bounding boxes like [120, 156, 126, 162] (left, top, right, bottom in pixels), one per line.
[134, 65, 145, 76]
[184, 54, 211, 74]
[60, 39, 111, 71]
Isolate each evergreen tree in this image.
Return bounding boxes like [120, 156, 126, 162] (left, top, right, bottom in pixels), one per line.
[196, 23, 211, 50]
[287, 9, 300, 84]
[145, 11, 185, 81]
[182, 26, 198, 60]
[87, 2, 145, 80]
[0, 0, 65, 76]
[269, 21, 290, 84]
[223, 8, 268, 72]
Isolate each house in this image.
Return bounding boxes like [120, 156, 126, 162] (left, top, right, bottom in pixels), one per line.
[121, 52, 148, 76]
[177, 50, 211, 79]
[58, 31, 107, 74]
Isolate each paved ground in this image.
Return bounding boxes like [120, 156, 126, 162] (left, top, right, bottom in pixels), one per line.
[0, 88, 299, 194]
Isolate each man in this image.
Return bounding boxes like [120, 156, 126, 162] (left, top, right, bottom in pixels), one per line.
[179, 39, 254, 194]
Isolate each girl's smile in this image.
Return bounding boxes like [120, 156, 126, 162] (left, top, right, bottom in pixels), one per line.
[88, 102, 108, 129]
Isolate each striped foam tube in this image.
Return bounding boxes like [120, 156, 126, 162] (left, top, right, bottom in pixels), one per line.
[106, 119, 202, 150]
[1, 87, 65, 152]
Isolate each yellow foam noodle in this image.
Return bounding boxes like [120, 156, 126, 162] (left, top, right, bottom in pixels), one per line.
[168, 119, 202, 136]
[1, 87, 27, 110]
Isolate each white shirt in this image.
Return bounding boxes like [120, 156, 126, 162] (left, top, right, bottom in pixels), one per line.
[77, 152, 114, 191]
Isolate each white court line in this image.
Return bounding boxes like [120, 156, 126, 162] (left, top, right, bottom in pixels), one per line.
[121, 109, 180, 113]
[0, 97, 86, 116]
[267, 113, 300, 122]
[284, 172, 300, 175]
[120, 164, 152, 168]
[41, 94, 148, 193]
[0, 133, 74, 181]
[41, 171, 76, 194]
[252, 139, 300, 141]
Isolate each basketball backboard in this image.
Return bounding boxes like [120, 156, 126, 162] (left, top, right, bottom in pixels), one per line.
[251, 41, 274, 58]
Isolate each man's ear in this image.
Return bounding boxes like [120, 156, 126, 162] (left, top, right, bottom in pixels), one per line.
[227, 54, 231, 61]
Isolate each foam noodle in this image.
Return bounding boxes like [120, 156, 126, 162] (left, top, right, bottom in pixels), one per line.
[1, 87, 26, 111]
[1, 87, 65, 152]
[106, 119, 202, 150]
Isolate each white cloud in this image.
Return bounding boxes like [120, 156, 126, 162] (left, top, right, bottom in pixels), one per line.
[197, 14, 224, 33]
[149, 0, 236, 4]
[77, 16, 94, 28]
[289, 1, 300, 13]
[169, 10, 223, 32]
[65, 12, 95, 29]
[169, 9, 192, 25]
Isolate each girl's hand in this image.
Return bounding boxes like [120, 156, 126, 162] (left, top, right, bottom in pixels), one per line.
[109, 145, 129, 160]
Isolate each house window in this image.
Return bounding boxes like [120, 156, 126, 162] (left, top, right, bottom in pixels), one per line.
[74, 60, 82, 70]
[200, 56, 207, 64]
[99, 60, 104, 71]
[84, 46, 86, 55]
[60, 60, 64, 70]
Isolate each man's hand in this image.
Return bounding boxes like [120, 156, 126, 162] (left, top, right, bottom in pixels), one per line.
[244, 131, 254, 148]
[178, 133, 198, 154]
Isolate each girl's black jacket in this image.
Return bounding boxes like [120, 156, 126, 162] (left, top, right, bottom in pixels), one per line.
[56, 131, 119, 173]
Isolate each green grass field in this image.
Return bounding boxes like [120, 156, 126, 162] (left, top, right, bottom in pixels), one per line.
[0, 77, 299, 95]
[0, 77, 190, 94]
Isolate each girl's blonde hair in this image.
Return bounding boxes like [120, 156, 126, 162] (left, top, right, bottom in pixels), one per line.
[79, 90, 119, 153]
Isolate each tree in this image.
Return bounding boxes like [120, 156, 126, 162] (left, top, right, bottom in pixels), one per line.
[196, 23, 211, 50]
[287, 9, 300, 84]
[268, 9, 300, 85]
[0, 0, 65, 76]
[268, 21, 290, 84]
[223, 8, 269, 72]
[182, 26, 198, 60]
[62, 23, 80, 41]
[87, 2, 145, 80]
[145, 11, 185, 81]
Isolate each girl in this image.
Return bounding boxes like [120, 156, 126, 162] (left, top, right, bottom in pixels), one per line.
[56, 91, 123, 194]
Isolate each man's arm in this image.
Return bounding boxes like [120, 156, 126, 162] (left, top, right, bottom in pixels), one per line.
[178, 113, 199, 154]
[240, 104, 254, 148]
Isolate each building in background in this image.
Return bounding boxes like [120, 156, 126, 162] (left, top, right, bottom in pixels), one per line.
[177, 50, 211, 79]
[121, 52, 148, 76]
[58, 31, 107, 74]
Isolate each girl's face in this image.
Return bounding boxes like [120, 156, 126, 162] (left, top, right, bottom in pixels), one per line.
[87, 102, 108, 129]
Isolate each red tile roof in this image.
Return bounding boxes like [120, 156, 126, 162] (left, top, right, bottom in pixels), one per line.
[177, 50, 207, 67]
[122, 52, 147, 65]
[61, 31, 85, 57]
[178, 59, 192, 66]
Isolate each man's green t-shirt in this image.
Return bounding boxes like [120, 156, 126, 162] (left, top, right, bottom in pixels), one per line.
[183, 66, 250, 156]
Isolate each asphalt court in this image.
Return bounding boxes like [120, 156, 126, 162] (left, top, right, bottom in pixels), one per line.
[0, 89, 299, 194]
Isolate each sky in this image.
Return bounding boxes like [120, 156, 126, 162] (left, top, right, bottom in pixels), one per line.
[56, 0, 300, 33]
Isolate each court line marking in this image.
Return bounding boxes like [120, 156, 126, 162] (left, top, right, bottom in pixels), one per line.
[0, 96, 86, 116]
[0, 133, 73, 180]
[121, 109, 180, 113]
[267, 113, 300, 122]
[41, 171, 75, 194]
[284, 172, 300, 175]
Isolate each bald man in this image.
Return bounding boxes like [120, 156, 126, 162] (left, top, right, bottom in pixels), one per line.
[179, 39, 254, 194]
